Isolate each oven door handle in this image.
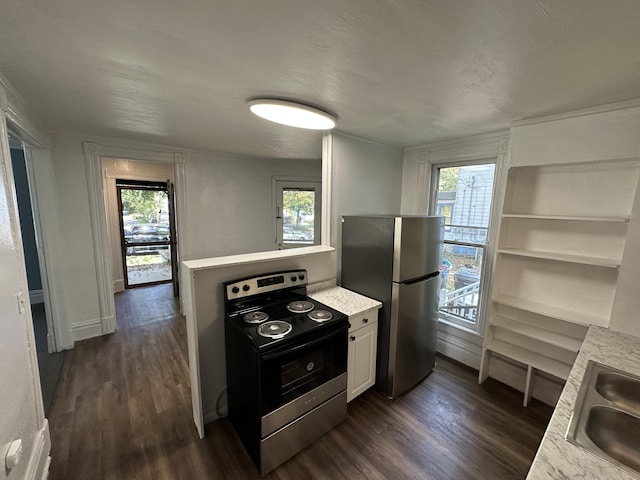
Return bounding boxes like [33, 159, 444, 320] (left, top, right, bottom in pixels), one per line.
[261, 325, 348, 362]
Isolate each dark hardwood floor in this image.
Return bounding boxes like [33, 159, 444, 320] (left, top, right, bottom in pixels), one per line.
[48, 284, 552, 479]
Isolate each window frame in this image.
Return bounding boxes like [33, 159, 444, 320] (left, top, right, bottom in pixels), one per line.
[428, 158, 498, 335]
[272, 177, 322, 250]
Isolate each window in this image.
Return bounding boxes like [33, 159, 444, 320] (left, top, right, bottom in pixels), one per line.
[430, 163, 496, 332]
[274, 178, 321, 249]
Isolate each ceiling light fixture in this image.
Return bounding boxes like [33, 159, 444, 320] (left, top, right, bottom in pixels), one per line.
[248, 99, 336, 130]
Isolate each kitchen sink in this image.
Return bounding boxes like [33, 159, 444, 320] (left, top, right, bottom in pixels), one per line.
[566, 361, 640, 476]
[596, 371, 640, 417]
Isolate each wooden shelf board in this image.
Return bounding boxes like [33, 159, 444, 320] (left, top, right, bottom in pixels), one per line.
[502, 213, 630, 223]
[492, 294, 608, 327]
[497, 248, 621, 268]
[491, 316, 583, 352]
[486, 339, 572, 380]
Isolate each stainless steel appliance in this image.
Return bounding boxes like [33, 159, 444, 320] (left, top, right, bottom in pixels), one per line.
[341, 215, 444, 399]
[224, 269, 348, 476]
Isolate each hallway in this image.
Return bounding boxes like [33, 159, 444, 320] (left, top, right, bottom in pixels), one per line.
[47, 284, 202, 479]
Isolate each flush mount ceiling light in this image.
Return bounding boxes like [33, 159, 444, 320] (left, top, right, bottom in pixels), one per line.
[248, 99, 336, 130]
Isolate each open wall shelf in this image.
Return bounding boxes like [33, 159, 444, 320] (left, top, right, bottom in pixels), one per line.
[480, 158, 640, 406]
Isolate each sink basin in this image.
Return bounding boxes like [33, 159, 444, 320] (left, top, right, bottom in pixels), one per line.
[585, 406, 640, 473]
[596, 371, 640, 417]
[566, 361, 640, 475]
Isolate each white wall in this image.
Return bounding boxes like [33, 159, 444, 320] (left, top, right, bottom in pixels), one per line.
[327, 133, 404, 277]
[0, 76, 50, 480]
[42, 135, 321, 343]
[183, 150, 321, 260]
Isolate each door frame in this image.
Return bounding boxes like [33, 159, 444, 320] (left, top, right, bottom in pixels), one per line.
[83, 142, 186, 333]
[116, 180, 173, 289]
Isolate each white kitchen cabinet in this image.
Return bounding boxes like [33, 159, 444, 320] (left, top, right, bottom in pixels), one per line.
[480, 159, 640, 405]
[308, 287, 382, 403]
[347, 309, 378, 402]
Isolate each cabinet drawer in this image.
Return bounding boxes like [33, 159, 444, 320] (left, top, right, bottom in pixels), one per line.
[348, 308, 378, 333]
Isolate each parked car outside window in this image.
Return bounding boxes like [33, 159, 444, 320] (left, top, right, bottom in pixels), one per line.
[124, 223, 170, 254]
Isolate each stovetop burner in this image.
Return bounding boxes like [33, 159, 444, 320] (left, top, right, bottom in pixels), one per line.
[224, 270, 348, 350]
[244, 311, 269, 324]
[257, 320, 292, 339]
[286, 300, 314, 313]
[308, 310, 333, 322]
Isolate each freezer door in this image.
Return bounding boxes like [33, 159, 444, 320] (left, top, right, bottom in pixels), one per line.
[393, 216, 444, 283]
[388, 275, 439, 398]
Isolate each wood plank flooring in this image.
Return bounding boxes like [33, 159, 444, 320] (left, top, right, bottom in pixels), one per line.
[48, 284, 552, 479]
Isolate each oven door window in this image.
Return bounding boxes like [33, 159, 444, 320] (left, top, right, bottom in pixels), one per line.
[260, 326, 347, 415]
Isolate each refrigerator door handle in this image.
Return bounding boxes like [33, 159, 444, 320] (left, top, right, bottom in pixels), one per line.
[402, 271, 440, 286]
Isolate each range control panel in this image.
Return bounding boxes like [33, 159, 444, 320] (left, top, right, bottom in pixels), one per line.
[224, 269, 308, 301]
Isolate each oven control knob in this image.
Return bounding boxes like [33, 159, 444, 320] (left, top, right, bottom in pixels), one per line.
[298, 274, 305, 280]
[242, 284, 250, 292]
[231, 286, 240, 294]
[291, 276, 297, 282]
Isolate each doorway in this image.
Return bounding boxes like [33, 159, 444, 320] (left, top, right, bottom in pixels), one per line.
[9, 142, 64, 414]
[116, 179, 176, 290]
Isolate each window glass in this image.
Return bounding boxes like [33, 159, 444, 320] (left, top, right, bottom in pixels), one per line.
[433, 164, 495, 331]
[282, 189, 316, 246]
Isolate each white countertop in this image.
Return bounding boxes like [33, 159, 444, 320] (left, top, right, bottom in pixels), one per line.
[309, 286, 382, 317]
[527, 326, 640, 479]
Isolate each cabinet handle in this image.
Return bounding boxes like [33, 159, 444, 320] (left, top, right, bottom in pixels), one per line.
[363, 318, 368, 324]
[350, 336, 356, 341]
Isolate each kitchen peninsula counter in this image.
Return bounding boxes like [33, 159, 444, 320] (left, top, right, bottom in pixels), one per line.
[527, 326, 640, 479]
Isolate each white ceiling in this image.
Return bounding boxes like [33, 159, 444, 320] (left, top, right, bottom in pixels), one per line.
[1, 1, 640, 159]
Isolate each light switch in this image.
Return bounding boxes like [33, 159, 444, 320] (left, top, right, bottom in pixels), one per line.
[5, 438, 22, 471]
[16, 292, 26, 314]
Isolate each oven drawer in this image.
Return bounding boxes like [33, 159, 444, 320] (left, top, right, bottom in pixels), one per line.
[260, 390, 347, 475]
[348, 308, 378, 334]
[262, 372, 347, 437]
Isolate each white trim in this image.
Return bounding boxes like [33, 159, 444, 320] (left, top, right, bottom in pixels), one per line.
[29, 289, 44, 304]
[71, 317, 105, 342]
[84, 144, 116, 334]
[0, 72, 50, 148]
[321, 134, 333, 247]
[83, 142, 187, 331]
[24, 146, 72, 351]
[182, 267, 204, 438]
[510, 97, 640, 127]
[405, 130, 509, 155]
[24, 420, 51, 480]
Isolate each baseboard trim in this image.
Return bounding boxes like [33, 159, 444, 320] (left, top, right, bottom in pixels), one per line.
[25, 420, 51, 480]
[114, 278, 125, 293]
[203, 410, 220, 425]
[29, 289, 44, 305]
[71, 318, 103, 342]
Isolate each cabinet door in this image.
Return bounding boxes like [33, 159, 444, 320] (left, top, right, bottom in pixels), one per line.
[347, 322, 378, 402]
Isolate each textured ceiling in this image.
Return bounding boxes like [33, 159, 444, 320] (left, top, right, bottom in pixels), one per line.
[1, 1, 640, 159]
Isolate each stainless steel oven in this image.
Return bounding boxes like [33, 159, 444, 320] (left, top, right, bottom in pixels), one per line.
[224, 270, 348, 475]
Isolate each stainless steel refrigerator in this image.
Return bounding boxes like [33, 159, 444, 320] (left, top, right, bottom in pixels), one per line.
[341, 215, 444, 399]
